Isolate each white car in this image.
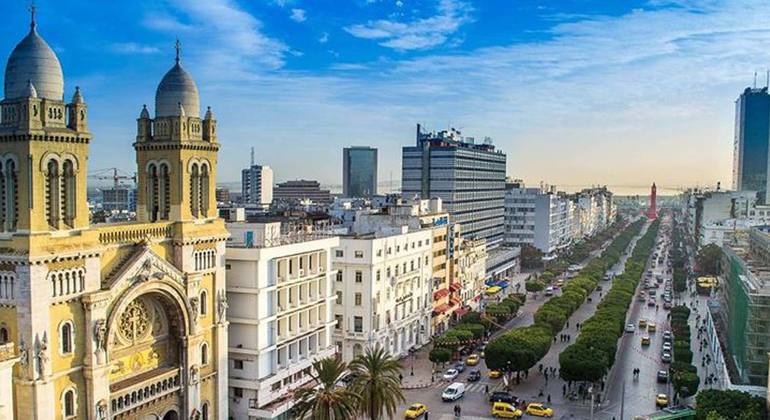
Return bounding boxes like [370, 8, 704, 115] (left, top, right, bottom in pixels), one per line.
[441, 382, 465, 401]
[545, 286, 554, 296]
[443, 369, 459, 380]
[625, 323, 636, 333]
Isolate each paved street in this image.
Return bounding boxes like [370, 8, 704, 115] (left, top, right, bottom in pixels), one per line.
[395, 223, 647, 420]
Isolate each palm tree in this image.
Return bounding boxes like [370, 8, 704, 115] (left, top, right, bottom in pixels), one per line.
[349, 345, 406, 420]
[292, 357, 359, 420]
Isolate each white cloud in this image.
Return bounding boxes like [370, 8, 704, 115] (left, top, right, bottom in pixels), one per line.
[290, 8, 307, 22]
[318, 32, 329, 43]
[344, 0, 473, 50]
[110, 42, 161, 55]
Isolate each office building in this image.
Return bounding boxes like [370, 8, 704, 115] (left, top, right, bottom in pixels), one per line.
[274, 180, 332, 204]
[226, 222, 339, 419]
[733, 87, 770, 202]
[504, 181, 573, 255]
[216, 186, 231, 203]
[241, 164, 273, 208]
[402, 125, 507, 248]
[681, 188, 758, 243]
[101, 186, 136, 212]
[343, 146, 378, 198]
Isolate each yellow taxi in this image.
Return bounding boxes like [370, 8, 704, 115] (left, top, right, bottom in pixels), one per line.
[647, 322, 657, 333]
[555, 279, 565, 287]
[641, 336, 651, 346]
[488, 370, 503, 379]
[466, 354, 480, 366]
[492, 402, 523, 418]
[525, 403, 554, 417]
[655, 394, 669, 408]
[638, 318, 647, 328]
[404, 403, 428, 419]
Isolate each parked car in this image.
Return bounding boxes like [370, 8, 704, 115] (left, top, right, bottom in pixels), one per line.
[657, 370, 669, 383]
[648, 298, 656, 307]
[443, 369, 459, 380]
[545, 286, 554, 296]
[661, 352, 672, 363]
[489, 391, 518, 404]
[441, 382, 465, 401]
[662, 331, 673, 343]
[492, 402, 523, 419]
[656, 393, 669, 408]
[404, 403, 428, 419]
[468, 370, 482, 382]
[525, 403, 554, 418]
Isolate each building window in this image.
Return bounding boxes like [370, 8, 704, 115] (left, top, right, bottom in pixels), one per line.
[376, 270, 381, 281]
[335, 250, 343, 257]
[355, 293, 362, 306]
[271, 382, 281, 391]
[336, 271, 343, 282]
[201, 342, 209, 365]
[386, 267, 391, 277]
[354, 316, 363, 333]
[355, 271, 362, 283]
[335, 314, 343, 329]
[355, 251, 364, 258]
[233, 360, 244, 370]
[59, 320, 74, 355]
[0, 326, 8, 344]
[234, 387, 243, 398]
[336, 291, 342, 305]
[61, 388, 77, 418]
[201, 403, 209, 420]
[200, 290, 208, 316]
[377, 249, 382, 257]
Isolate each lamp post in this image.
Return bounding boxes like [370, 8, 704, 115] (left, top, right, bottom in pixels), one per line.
[410, 349, 415, 376]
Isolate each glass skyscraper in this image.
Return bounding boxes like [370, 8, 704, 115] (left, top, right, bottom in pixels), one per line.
[343, 146, 378, 198]
[733, 86, 770, 202]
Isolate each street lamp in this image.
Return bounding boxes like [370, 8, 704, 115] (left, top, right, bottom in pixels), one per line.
[410, 349, 415, 376]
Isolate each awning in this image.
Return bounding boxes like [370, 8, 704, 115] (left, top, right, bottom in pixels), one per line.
[455, 307, 469, 317]
[450, 296, 461, 306]
[486, 286, 502, 295]
[433, 288, 450, 300]
[498, 281, 510, 289]
[485, 279, 497, 287]
[449, 282, 462, 292]
[433, 304, 451, 314]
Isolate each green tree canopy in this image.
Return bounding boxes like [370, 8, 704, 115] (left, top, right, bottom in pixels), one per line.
[697, 243, 722, 275]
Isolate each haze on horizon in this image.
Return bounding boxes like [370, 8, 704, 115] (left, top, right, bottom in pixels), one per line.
[1, 0, 764, 192]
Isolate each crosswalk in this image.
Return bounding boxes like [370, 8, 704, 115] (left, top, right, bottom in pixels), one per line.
[424, 379, 507, 394]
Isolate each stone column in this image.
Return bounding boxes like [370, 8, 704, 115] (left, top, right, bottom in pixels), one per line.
[81, 291, 111, 420]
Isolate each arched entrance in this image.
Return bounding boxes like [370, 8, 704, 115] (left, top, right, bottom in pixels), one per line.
[162, 410, 179, 420]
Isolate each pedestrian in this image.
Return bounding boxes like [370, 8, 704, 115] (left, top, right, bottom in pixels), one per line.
[544, 371, 549, 381]
[553, 336, 557, 343]
[563, 384, 567, 396]
[425, 412, 429, 420]
[547, 394, 551, 404]
[399, 373, 403, 383]
[566, 320, 569, 328]
[485, 384, 489, 394]
[601, 380, 605, 391]
[539, 363, 543, 373]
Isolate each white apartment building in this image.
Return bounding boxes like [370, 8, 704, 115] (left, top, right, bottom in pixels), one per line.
[504, 181, 574, 255]
[332, 226, 434, 362]
[454, 238, 487, 312]
[226, 222, 339, 419]
[681, 188, 758, 245]
[571, 187, 614, 238]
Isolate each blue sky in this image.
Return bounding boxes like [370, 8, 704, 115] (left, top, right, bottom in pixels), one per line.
[2, 0, 768, 193]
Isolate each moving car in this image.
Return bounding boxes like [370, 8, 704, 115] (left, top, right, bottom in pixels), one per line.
[625, 323, 636, 333]
[488, 370, 503, 379]
[441, 382, 465, 402]
[526, 403, 554, 418]
[545, 286, 554, 296]
[657, 370, 669, 383]
[492, 402, 523, 419]
[453, 362, 466, 373]
[663, 301, 672, 309]
[648, 298, 656, 307]
[489, 391, 518, 404]
[638, 318, 647, 328]
[468, 370, 481, 382]
[641, 336, 651, 346]
[656, 393, 669, 408]
[443, 369, 459, 380]
[404, 403, 428, 419]
[466, 354, 480, 366]
[647, 322, 657, 333]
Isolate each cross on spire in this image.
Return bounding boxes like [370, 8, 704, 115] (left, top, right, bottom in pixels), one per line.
[29, 1, 37, 30]
[175, 38, 181, 64]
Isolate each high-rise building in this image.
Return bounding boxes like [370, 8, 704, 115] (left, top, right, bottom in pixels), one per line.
[225, 222, 339, 418]
[273, 180, 332, 204]
[733, 87, 770, 202]
[504, 181, 573, 255]
[343, 146, 378, 198]
[241, 164, 273, 207]
[402, 125, 507, 248]
[0, 13, 228, 420]
[215, 186, 230, 203]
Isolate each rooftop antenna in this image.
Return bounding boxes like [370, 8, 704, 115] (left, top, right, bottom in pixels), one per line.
[28, 1, 36, 30]
[754, 71, 757, 89]
[175, 38, 181, 64]
[765, 69, 768, 88]
[250, 147, 255, 167]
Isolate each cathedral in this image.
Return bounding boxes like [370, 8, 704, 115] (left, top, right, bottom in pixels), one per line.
[0, 10, 229, 420]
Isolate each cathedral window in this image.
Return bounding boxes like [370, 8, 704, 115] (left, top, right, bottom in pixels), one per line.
[61, 387, 77, 418]
[46, 160, 60, 228]
[0, 326, 8, 344]
[200, 163, 210, 217]
[147, 164, 159, 222]
[159, 163, 170, 220]
[201, 403, 209, 420]
[3, 159, 17, 232]
[59, 320, 74, 355]
[201, 342, 209, 365]
[190, 163, 200, 218]
[200, 290, 208, 316]
[62, 159, 76, 227]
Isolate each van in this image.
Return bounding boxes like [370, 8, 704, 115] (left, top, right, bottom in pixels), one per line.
[441, 382, 465, 402]
[492, 402, 523, 418]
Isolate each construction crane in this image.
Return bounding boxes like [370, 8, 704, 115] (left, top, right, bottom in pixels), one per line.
[88, 168, 136, 189]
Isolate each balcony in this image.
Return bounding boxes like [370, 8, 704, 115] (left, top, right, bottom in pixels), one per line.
[109, 367, 181, 416]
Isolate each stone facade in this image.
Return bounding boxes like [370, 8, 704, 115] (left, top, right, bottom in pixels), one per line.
[0, 15, 228, 420]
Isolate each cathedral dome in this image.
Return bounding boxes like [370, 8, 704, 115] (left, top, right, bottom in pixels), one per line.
[4, 20, 64, 101]
[155, 43, 199, 118]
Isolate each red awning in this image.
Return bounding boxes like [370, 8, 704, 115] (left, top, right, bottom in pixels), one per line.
[455, 307, 469, 317]
[450, 296, 461, 306]
[433, 288, 450, 300]
[433, 303, 451, 314]
[473, 294, 482, 302]
[449, 282, 462, 292]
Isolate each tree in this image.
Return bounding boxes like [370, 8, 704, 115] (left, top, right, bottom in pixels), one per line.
[428, 347, 451, 364]
[695, 389, 767, 420]
[539, 271, 555, 283]
[521, 244, 544, 269]
[455, 323, 486, 339]
[525, 280, 545, 293]
[672, 370, 699, 399]
[293, 357, 359, 420]
[349, 345, 406, 420]
[697, 244, 722, 275]
[559, 344, 608, 383]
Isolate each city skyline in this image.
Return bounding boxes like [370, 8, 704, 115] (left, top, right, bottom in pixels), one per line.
[1, 1, 766, 192]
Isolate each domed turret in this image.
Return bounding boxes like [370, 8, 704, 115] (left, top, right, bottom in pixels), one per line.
[4, 11, 64, 101]
[155, 40, 199, 118]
